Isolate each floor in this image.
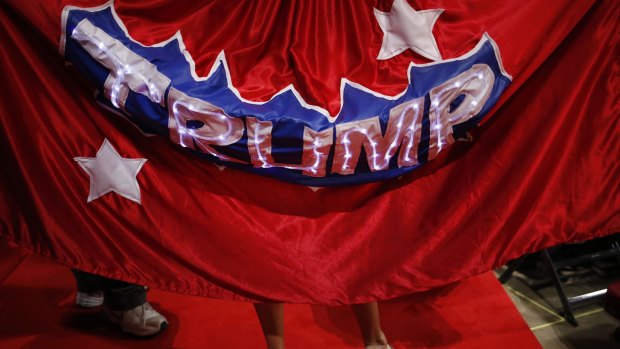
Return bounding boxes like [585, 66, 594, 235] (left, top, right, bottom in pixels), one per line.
[0, 239, 539, 349]
[3, 236, 620, 348]
[497, 247, 620, 349]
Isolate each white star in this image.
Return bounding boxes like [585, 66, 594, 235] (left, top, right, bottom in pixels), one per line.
[74, 139, 147, 204]
[374, 0, 443, 61]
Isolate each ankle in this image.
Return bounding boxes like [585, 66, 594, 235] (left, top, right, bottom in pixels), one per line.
[365, 344, 390, 349]
[364, 332, 388, 346]
[264, 335, 285, 349]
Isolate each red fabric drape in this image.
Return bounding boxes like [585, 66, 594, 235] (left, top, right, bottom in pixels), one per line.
[1, 0, 619, 304]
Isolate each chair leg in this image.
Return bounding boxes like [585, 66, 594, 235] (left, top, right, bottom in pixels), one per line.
[542, 249, 578, 326]
[498, 255, 528, 284]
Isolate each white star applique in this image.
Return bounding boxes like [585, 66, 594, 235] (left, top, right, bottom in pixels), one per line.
[374, 0, 444, 61]
[74, 139, 147, 204]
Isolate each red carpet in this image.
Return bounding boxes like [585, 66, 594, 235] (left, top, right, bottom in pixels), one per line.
[0, 241, 540, 348]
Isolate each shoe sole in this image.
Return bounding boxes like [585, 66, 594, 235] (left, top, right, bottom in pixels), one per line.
[102, 309, 168, 337]
[123, 321, 168, 338]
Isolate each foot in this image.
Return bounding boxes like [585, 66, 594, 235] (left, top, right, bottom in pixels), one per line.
[364, 334, 390, 349]
[102, 302, 168, 337]
[75, 290, 104, 308]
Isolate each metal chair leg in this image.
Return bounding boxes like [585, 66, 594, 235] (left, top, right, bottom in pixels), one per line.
[498, 255, 528, 284]
[542, 249, 578, 326]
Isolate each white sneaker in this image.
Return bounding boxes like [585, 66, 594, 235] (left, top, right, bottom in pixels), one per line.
[75, 290, 104, 308]
[102, 302, 168, 337]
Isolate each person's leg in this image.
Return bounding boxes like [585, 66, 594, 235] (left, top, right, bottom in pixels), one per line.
[96, 276, 167, 336]
[97, 277, 147, 311]
[254, 302, 285, 349]
[71, 269, 104, 307]
[72, 269, 146, 310]
[71, 269, 100, 292]
[72, 270, 167, 337]
[351, 302, 390, 349]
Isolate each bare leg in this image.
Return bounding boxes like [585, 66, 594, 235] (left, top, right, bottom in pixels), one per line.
[254, 302, 285, 349]
[351, 302, 389, 348]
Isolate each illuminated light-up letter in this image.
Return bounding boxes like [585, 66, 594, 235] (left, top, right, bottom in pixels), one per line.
[331, 96, 424, 175]
[246, 117, 275, 168]
[300, 126, 334, 177]
[71, 19, 170, 109]
[246, 117, 333, 176]
[428, 64, 495, 160]
[388, 97, 424, 168]
[168, 88, 245, 163]
[332, 117, 383, 175]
